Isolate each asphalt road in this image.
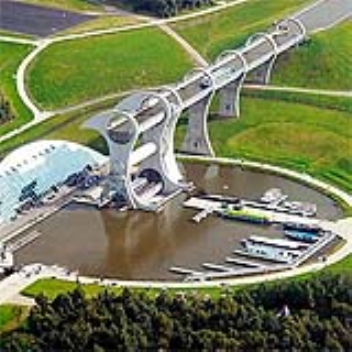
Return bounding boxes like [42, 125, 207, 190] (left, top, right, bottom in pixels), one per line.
[294, 0, 352, 32]
[0, 0, 95, 37]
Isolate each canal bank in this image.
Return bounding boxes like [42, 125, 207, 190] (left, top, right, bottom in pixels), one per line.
[178, 155, 352, 210]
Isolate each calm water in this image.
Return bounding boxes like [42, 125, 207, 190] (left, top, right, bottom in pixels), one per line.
[16, 163, 342, 280]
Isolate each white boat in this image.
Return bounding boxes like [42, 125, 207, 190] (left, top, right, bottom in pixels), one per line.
[241, 239, 300, 263]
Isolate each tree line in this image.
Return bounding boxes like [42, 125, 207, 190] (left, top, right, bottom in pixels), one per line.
[1, 273, 352, 351]
[111, 0, 214, 18]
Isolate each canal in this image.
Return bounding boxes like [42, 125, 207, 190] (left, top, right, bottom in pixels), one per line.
[16, 163, 342, 281]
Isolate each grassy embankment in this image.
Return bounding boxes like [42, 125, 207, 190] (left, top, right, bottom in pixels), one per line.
[27, 27, 194, 110]
[22, 277, 232, 300]
[0, 97, 116, 157]
[0, 42, 33, 136]
[177, 92, 352, 193]
[172, 0, 313, 60]
[0, 305, 29, 334]
[210, 100, 351, 192]
[272, 21, 352, 91]
[56, 15, 142, 36]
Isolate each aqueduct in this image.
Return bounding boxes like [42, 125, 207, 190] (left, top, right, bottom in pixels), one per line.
[84, 17, 307, 211]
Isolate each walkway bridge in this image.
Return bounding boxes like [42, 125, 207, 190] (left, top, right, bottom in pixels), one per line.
[83, 0, 350, 211]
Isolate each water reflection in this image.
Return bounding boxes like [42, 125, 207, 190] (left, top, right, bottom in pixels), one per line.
[16, 163, 342, 280]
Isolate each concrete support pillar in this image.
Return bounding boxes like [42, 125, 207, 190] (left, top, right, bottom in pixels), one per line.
[245, 58, 276, 84]
[82, 110, 138, 208]
[245, 32, 278, 85]
[181, 94, 214, 156]
[218, 73, 245, 118]
[213, 49, 247, 118]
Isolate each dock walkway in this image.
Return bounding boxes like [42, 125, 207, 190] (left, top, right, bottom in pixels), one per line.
[184, 196, 323, 227]
[225, 256, 265, 268]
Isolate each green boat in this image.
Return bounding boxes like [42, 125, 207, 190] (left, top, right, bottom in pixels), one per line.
[216, 207, 270, 225]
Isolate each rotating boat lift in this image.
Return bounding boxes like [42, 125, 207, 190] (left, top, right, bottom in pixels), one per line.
[83, 17, 307, 211]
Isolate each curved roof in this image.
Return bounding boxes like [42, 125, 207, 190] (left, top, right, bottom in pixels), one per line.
[0, 140, 107, 225]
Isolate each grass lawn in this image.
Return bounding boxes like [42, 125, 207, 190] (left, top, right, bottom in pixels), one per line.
[27, 27, 194, 110]
[56, 15, 142, 36]
[22, 278, 225, 300]
[0, 305, 29, 333]
[205, 97, 352, 193]
[175, 94, 352, 193]
[0, 42, 34, 137]
[22, 278, 118, 300]
[0, 96, 114, 157]
[172, 0, 312, 60]
[273, 21, 352, 91]
[325, 254, 352, 275]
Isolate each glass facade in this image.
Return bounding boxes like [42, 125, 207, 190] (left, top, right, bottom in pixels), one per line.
[0, 140, 107, 225]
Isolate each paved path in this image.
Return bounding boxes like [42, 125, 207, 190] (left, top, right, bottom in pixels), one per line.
[5, 293, 35, 306]
[0, 264, 65, 305]
[157, 23, 208, 67]
[15, 39, 53, 121]
[0, 35, 37, 46]
[245, 84, 352, 98]
[294, 0, 352, 33]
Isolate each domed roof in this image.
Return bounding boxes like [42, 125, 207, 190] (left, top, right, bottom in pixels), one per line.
[0, 140, 107, 225]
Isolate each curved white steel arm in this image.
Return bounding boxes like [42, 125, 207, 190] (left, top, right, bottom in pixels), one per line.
[284, 17, 307, 37]
[82, 11, 313, 211]
[159, 85, 184, 110]
[246, 31, 279, 56]
[214, 49, 248, 73]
